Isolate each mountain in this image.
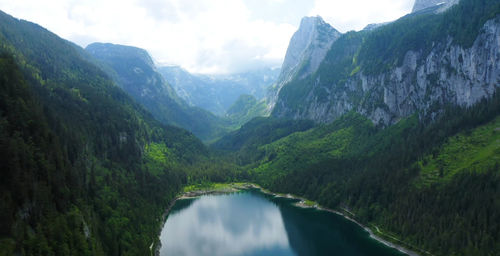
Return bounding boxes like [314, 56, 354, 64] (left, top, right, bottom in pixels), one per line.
[412, 0, 460, 13]
[272, 0, 500, 126]
[159, 66, 280, 116]
[85, 43, 180, 104]
[0, 10, 211, 255]
[157, 66, 214, 110]
[214, 0, 500, 255]
[225, 94, 268, 127]
[267, 16, 341, 111]
[3, 0, 500, 255]
[220, 92, 500, 255]
[212, 117, 314, 164]
[362, 22, 390, 31]
[86, 43, 231, 142]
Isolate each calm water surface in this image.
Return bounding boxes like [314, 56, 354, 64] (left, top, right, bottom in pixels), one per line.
[159, 189, 406, 256]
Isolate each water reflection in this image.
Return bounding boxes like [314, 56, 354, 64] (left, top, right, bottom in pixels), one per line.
[159, 192, 295, 256]
[159, 190, 406, 256]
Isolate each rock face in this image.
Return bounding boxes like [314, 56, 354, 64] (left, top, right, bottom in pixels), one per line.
[267, 16, 341, 110]
[86, 43, 180, 104]
[412, 0, 459, 13]
[272, 14, 500, 126]
[158, 66, 218, 112]
[362, 17, 499, 124]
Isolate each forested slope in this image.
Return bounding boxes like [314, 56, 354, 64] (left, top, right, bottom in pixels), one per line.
[1, 0, 500, 255]
[0, 11, 207, 255]
[216, 91, 500, 256]
[86, 43, 232, 142]
[213, 0, 500, 254]
[215, 88, 500, 255]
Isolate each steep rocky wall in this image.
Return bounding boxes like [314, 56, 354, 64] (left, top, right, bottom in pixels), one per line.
[273, 15, 500, 125]
[267, 16, 341, 111]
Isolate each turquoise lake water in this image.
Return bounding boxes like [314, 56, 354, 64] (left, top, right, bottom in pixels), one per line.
[159, 189, 407, 256]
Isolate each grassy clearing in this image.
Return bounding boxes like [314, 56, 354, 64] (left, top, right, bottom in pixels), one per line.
[415, 116, 500, 187]
[182, 182, 251, 193]
[303, 199, 318, 207]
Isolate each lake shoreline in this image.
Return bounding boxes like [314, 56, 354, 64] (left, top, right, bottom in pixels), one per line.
[249, 183, 427, 256]
[153, 182, 428, 256]
[151, 196, 180, 256]
[151, 184, 245, 256]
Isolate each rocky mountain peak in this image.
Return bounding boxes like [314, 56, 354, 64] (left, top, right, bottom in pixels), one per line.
[271, 6, 500, 127]
[86, 43, 155, 68]
[267, 16, 341, 110]
[297, 16, 326, 33]
[279, 16, 340, 81]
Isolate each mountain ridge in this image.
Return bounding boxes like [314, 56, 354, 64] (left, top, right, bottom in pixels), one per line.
[86, 42, 232, 142]
[267, 16, 341, 111]
[412, 0, 460, 13]
[159, 65, 279, 116]
[2, 1, 500, 255]
[0, 10, 208, 255]
[271, 0, 500, 126]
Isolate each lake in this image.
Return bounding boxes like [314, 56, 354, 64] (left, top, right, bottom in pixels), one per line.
[159, 189, 407, 256]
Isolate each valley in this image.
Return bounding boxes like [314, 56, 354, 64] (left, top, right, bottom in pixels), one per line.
[0, 0, 499, 255]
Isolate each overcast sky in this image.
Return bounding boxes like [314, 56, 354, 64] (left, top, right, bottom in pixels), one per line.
[0, 0, 414, 74]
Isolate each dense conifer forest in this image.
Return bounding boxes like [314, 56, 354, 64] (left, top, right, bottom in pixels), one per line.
[0, 0, 499, 255]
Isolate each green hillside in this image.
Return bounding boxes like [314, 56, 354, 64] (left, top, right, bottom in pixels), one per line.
[0, 10, 208, 255]
[216, 90, 500, 255]
[212, 117, 314, 165]
[225, 94, 268, 128]
[86, 43, 232, 142]
[415, 116, 500, 187]
[1, 0, 499, 255]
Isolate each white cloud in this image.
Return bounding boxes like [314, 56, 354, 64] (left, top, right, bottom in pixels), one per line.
[159, 194, 292, 256]
[309, 0, 414, 32]
[0, 0, 415, 74]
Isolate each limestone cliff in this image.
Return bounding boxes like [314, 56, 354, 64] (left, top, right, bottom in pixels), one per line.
[267, 16, 341, 110]
[272, 8, 500, 126]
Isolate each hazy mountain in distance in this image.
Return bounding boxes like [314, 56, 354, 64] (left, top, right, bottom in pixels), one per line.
[86, 43, 231, 141]
[225, 94, 268, 127]
[412, 0, 459, 13]
[159, 66, 280, 116]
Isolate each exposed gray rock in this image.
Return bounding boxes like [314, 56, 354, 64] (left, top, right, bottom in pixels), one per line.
[273, 15, 500, 126]
[412, 0, 459, 13]
[267, 16, 341, 111]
